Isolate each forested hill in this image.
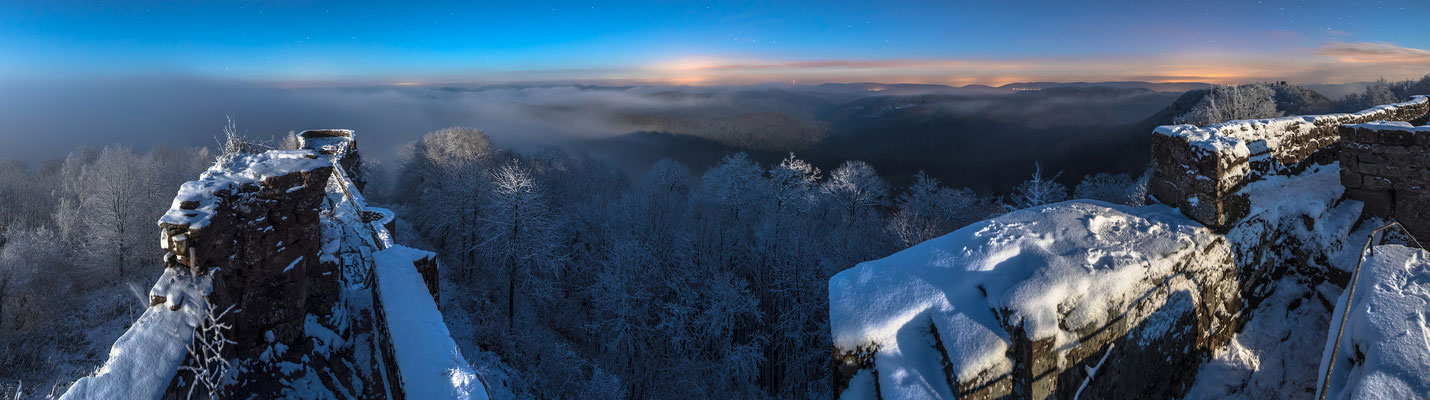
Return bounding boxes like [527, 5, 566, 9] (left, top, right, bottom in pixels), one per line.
[584, 80, 1400, 193]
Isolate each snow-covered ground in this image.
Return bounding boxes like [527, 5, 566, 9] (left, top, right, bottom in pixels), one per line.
[1184, 277, 1342, 398]
[1315, 244, 1430, 399]
[1183, 164, 1366, 398]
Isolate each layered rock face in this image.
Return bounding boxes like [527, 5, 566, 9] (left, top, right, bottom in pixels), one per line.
[1150, 96, 1429, 230]
[1339, 122, 1430, 242]
[156, 150, 368, 397]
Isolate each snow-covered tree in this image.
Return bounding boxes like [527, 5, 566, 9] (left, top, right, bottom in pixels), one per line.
[1006, 162, 1068, 211]
[1364, 79, 1400, 107]
[890, 171, 990, 247]
[821, 160, 889, 224]
[0, 227, 65, 332]
[1073, 172, 1144, 206]
[1174, 83, 1281, 125]
[480, 160, 560, 328]
[401, 127, 496, 270]
[76, 146, 157, 280]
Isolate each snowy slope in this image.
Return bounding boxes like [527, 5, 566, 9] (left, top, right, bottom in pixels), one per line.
[59, 269, 213, 400]
[829, 200, 1215, 399]
[1316, 244, 1430, 399]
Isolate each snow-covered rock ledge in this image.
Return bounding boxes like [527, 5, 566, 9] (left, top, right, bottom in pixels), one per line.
[1315, 244, 1430, 399]
[60, 269, 213, 400]
[829, 201, 1240, 399]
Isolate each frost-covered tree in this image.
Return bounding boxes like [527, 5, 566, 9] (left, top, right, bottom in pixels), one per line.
[890, 171, 991, 247]
[0, 227, 66, 332]
[1174, 83, 1281, 125]
[480, 160, 560, 328]
[181, 302, 236, 400]
[0, 161, 56, 232]
[1073, 172, 1146, 206]
[76, 146, 158, 280]
[692, 153, 769, 273]
[276, 131, 301, 150]
[1006, 163, 1068, 211]
[1363, 79, 1400, 108]
[821, 160, 889, 225]
[401, 127, 496, 270]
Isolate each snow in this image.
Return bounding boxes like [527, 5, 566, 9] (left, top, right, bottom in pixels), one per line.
[829, 200, 1214, 399]
[60, 269, 213, 400]
[1154, 123, 1251, 159]
[1240, 163, 1345, 224]
[374, 245, 486, 400]
[159, 150, 330, 230]
[1185, 278, 1342, 399]
[1345, 120, 1430, 132]
[283, 256, 304, 273]
[1184, 164, 1366, 398]
[1315, 244, 1430, 399]
[840, 369, 878, 400]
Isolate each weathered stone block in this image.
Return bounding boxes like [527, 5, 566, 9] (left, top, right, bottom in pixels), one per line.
[1346, 188, 1395, 217]
[1415, 131, 1430, 146]
[1380, 129, 1415, 146]
[1380, 164, 1411, 178]
[1364, 175, 1394, 191]
[1359, 152, 1387, 164]
[1341, 169, 1364, 188]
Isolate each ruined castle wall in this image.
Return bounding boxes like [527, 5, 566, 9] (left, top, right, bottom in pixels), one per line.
[1339, 122, 1430, 242]
[1150, 96, 1429, 230]
[299, 129, 365, 192]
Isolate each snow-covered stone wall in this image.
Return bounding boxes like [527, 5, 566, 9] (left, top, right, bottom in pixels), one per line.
[1339, 122, 1430, 242]
[1150, 96, 1429, 230]
[299, 129, 366, 192]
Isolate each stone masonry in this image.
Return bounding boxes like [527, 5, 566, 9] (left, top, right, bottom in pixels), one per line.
[1339, 122, 1430, 242]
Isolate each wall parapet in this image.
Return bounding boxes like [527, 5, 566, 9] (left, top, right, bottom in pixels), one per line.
[1149, 95, 1430, 230]
[1339, 121, 1430, 241]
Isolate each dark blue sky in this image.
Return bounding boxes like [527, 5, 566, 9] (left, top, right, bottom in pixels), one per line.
[4, 0, 1429, 85]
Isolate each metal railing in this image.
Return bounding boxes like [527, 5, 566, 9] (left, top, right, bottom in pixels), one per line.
[1318, 222, 1424, 400]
